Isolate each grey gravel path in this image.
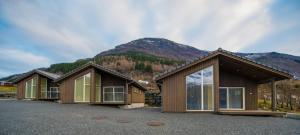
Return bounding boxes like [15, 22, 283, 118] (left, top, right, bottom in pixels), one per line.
[0, 100, 299, 135]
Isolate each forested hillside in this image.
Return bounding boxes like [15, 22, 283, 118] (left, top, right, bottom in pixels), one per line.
[2, 38, 300, 91]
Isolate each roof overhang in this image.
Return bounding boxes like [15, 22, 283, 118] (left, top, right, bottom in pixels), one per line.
[13, 70, 60, 84]
[218, 54, 292, 83]
[55, 62, 148, 91]
[155, 49, 293, 82]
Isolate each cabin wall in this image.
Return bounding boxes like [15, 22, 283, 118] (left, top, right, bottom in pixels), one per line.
[161, 57, 219, 112]
[59, 68, 93, 103]
[16, 74, 39, 100]
[130, 85, 145, 103]
[16, 74, 58, 100]
[59, 67, 129, 104]
[37, 75, 41, 99]
[101, 72, 126, 87]
[219, 70, 258, 110]
[100, 71, 127, 104]
[48, 79, 59, 88]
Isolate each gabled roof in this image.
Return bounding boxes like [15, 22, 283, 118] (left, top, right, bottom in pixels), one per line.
[155, 48, 293, 81]
[14, 69, 61, 83]
[55, 62, 148, 91]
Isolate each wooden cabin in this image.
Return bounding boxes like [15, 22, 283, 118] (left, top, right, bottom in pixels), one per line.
[55, 62, 147, 108]
[155, 48, 293, 113]
[14, 70, 61, 100]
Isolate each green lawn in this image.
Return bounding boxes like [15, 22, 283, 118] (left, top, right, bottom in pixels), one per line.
[258, 99, 300, 113]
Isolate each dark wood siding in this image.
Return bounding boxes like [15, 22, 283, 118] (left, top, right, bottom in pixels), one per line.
[100, 71, 127, 104]
[219, 69, 258, 110]
[161, 57, 219, 112]
[101, 72, 126, 87]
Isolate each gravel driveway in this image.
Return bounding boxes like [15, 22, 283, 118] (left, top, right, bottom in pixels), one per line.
[0, 100, 299, 135]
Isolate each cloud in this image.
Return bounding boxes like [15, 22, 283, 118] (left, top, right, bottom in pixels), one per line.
[0, 0, 299, 77]
[0, 47, 51, 78]
[0, 0, 145, 60]
[0, 0, 289, 54]
[0, 1, 100, 60]
[146, 0, 273, 51]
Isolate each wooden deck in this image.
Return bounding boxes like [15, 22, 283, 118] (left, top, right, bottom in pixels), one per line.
[218, 110, 287, 117]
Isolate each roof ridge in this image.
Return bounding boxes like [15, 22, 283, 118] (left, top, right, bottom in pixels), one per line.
[54, 62, 147, 91]
[13, 69, 60, 83]
[155, 48, 293, 81]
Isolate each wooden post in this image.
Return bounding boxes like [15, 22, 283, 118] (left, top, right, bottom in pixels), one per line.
[214, 58, 220, 112]
[271, 79, 276, 111]
[125, 81, 128, 105]
[90, 68, 96, 104]
[36, 74, 40, 100]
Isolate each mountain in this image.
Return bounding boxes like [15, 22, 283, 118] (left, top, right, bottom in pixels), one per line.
[1, 38, 300, 85]
[239, 52, 300, 78]
[98, 38, 209, 61]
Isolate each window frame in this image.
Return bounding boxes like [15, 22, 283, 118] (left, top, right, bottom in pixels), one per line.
[25, 77, 37, 99]
[219, 87, 245, 110]
[74, 73, 91, 102]
[95, 73, 101, 102]
[103, 86, 125, 103]
[49, 87, 59, 99]
[185, 65, 214, 112]
[40, 77, 48, 99]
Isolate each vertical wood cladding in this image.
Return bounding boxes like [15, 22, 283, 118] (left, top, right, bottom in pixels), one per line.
[16, 74, 59, 100]
[160, 56, 259, 112]
[37, 75, 41, 99]
[90, 69, 96, 104]
[59, 68, 93, 103]
[16, 74, 39, 100]
[219, 70, 258, 110]
[161, 58, 219, 112]
[130, 85, 145, 103]
[59, 67, 145, 104]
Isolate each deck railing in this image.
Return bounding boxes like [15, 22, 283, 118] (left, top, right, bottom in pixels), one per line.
[41, 87, 59, 99]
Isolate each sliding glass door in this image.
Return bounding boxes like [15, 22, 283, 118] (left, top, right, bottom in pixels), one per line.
[95, 73, 101, 102]
[186, 71, 202, 110]
[219, 87, 245, 110]
[25, 77, 37, 99]
[74, 73, 91, 102]
[40, 77, 47, 99]
[186, 66, 214, 111]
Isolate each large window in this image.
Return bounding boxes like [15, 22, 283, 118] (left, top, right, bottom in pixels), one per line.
[40, 77, 47, 99]
[103, 86, 124, 102]
[186, 66, 213, 111]
[74, 73, 91, 102]
[25, 77, 37, 98]
[219, 87, 245, 110]
[95, 73, 101, 102]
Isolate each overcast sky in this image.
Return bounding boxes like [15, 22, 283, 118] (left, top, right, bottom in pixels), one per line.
[0, 0, 300, 78]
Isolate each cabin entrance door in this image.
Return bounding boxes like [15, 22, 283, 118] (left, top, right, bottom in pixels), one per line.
[219, 87, 245, 110]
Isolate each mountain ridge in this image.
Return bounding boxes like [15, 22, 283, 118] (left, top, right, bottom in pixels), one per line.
[98, 38, 209, 61]
[1, 38, 300, 82]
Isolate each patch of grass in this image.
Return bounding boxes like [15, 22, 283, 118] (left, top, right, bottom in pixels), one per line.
[0, 86, 16, 92]
[258, 99, 271, 110]
[277, 106, 300, 113]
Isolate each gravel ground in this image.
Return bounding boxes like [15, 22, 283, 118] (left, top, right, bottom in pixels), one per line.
[0, 100, 300, 135]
